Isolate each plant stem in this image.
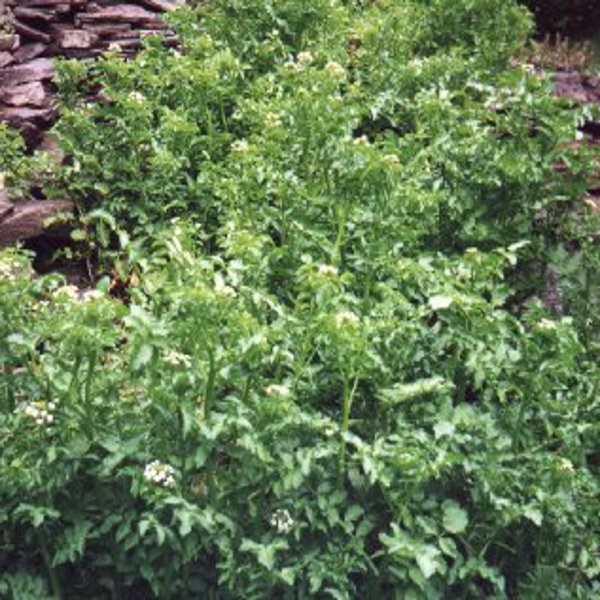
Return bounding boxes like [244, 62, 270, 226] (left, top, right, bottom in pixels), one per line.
[338, 377, 358, 482]
[204, 349, 216, 417]
[38, 529, 63, 600]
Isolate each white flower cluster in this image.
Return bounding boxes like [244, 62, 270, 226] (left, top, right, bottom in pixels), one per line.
[558, 457, 575, 474]
[297, 51, 314, 67]
[215, 276, 237, 298]
[83, 289, 104, 301]
[163, 350, 192, 367]
[352, 135, 370, 147]
[428, 295, 453, 311]
[325, 60, 345, 79]
[53, 285, 104, 303]
[22, 400, 56, 426]
[559, 458, 575, 475]
[128, 91, 146, 104]
[265, 384, 291, 399]
[284, 51, 314, 73]
[318, 264, 338, 277]
[264, 112, 283, 128]
[270, 508, 294, 534]
[231, 139, 250, 154]
[538, 318, 557, 331]
[382, 154, 400, 166]
[143, 461, 176, 488]
[0, 258, 18, 279]
[334, 310, 360, 329]
[54, 284, 79, 300]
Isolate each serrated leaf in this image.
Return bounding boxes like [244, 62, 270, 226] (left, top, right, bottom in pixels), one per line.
[52, 519, 93, 566]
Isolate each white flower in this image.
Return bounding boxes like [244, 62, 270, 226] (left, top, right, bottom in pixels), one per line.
[382, 154, 400, 166]
[54, 285, 79, 301]
[163, 350, 192, 368]
[144, 460, 176, 488]
[128, 92, 146, 104]
[264, 112, 283, 127]
[21, 400, 55, 427]
[270, 508, 294, 533]
[558, 458, 575, 474]
[334, 310, 360, 328]
[297, 51, 314, 67]
[352, 135, 370, 147]
[575, 130, 585, 142]
[318, 264, 338, 277]
[82, 289, 103, 302]
[538, 318, 557, 331]
[215, 275, 237, 298]
[0, 259, 16, 279]
[284, 60, 301, 73]
[325, 61, 346, 79]
[231, 139, 250, 154]
[265, 384, 291, 399]
[428, 295, 453, 311]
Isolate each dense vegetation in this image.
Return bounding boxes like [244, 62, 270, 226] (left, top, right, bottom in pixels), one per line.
[2, 0, 600, 597]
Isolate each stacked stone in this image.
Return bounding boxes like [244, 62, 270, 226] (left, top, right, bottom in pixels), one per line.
[0, 0, 181, 145]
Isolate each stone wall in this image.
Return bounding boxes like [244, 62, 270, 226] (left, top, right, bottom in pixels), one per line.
[0, 0, 181, 146]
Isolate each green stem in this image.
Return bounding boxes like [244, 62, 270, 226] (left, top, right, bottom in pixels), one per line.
[204, 349, 216, 417]
[68, 355, 82, 398]
[82, 352, 96, 439]
[242, 374, 254, 404]
[338, 377, 358, 482]
[84, 352, 96, 406]
[38, 529, 63, 600]
[332, 205, 346, 265]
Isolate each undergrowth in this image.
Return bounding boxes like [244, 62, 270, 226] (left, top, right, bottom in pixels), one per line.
[2, 0, 600, 597]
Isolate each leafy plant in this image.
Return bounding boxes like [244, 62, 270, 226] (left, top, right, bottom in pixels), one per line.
[2, 1, 600, 598]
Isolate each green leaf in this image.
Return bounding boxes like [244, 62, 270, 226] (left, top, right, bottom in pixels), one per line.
[257, 545, 276, 570]
[434, 421, 455, 439]
[52, 520, 94, 566]
[442, 501, 468, 534]
[416, 545, 442, 579]
[344, 504, 365, 523]
[523, 506, 543, 527]
[132, 344, 153, 371]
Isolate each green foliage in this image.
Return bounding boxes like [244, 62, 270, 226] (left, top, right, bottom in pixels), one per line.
[2, 0, 600, 598]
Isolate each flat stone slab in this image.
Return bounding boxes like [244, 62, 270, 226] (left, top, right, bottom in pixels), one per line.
[0, 199, 73, 247]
